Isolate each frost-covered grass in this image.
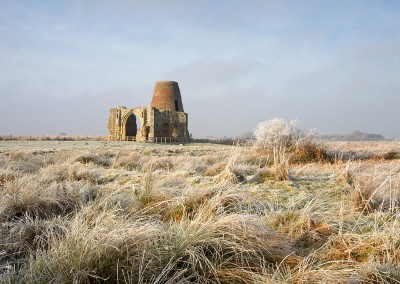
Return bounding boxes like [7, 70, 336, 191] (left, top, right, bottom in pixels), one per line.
[0, 140, 400, 283]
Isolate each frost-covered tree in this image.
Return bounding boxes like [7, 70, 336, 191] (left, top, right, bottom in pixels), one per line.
[254, 118, 299, 150]
[253, 118, 317, 180]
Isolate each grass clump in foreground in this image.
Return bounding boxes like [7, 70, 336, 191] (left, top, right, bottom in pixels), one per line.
[0, 140, 400, 283]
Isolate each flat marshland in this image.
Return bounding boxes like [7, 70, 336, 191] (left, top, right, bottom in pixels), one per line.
[0, 140, 400, 283]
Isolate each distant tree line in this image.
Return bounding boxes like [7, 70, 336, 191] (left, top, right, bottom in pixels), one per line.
[239, 130, 387, 141]
[320, 130, 385, 141]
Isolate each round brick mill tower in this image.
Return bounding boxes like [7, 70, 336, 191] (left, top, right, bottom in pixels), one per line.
[151, 81, 184, 112]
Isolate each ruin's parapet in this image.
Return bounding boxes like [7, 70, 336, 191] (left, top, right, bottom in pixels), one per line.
[107, 81, 189, 142]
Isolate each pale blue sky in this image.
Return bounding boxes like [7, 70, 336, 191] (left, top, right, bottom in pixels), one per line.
[1, 0, 399, 138]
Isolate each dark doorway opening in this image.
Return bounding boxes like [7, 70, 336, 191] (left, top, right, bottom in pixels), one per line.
[174, 100, 179, 111]
[144, 126, 150, 139]
[161, 122, 170, 137]
[125, 114, 138, 138]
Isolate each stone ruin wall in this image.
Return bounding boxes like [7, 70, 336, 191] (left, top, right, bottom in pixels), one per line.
[153, 109, 188, 138]
[107, 106, 148, 142]
[107, 81, 189, 142]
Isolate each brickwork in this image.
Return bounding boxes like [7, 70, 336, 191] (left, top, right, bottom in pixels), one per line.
[151, 81, 184, 112]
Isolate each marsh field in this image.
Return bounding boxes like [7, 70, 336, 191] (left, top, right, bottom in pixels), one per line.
[1, 140, 400, 283]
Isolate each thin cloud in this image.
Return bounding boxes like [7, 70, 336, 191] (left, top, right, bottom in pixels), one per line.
[0, 1, 399, 137]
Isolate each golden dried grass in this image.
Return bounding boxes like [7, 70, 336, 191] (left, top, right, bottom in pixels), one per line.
[0, 140, 399, 283]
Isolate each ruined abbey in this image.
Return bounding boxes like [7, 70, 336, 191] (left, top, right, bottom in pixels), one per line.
[107, 81, 189, 142]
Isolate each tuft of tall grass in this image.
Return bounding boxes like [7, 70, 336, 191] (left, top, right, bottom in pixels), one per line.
[270, 197, 334, 239]
[321, 230, 400, 264]
[353, 173, 400, 214]
[263, 253, 353, 284]
[22, 202, 160, 283]
[113, 151, 144, 171]
[0, 169, 20, 187]
[215, 148, 253, 183]
[0, 176, 81, 221]
[142, 157, 174, 172]
[291, 142, 330, 164]
[248, 168, 275, 183]
[272, 144, 290, 181]
[382, 151, 400, 160]
[157, 212, 301, 282]
[0, 215, 67, 262]
[75, 150, 114, 167]
[358, 262, 400, 283]
[3, 151, 46, 174]
[12, 188, 301, 283]
[204, 162, 226, 177]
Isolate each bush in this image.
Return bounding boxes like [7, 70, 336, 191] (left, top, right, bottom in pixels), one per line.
[253, 118, 301, 150]
[254, 118, 318, 180]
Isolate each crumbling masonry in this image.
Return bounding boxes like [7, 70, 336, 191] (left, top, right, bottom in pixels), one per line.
[107, 81, 189, 142]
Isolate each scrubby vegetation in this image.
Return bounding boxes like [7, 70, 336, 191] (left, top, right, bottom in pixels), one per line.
[0, 140, 400, 283]
[254, 118, 328, 180]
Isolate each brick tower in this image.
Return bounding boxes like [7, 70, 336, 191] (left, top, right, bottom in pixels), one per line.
[108, 80, 189, 142]
[151, 81, 184, 112]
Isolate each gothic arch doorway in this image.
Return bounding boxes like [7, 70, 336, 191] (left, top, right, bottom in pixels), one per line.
[124, 113, 142, 140]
